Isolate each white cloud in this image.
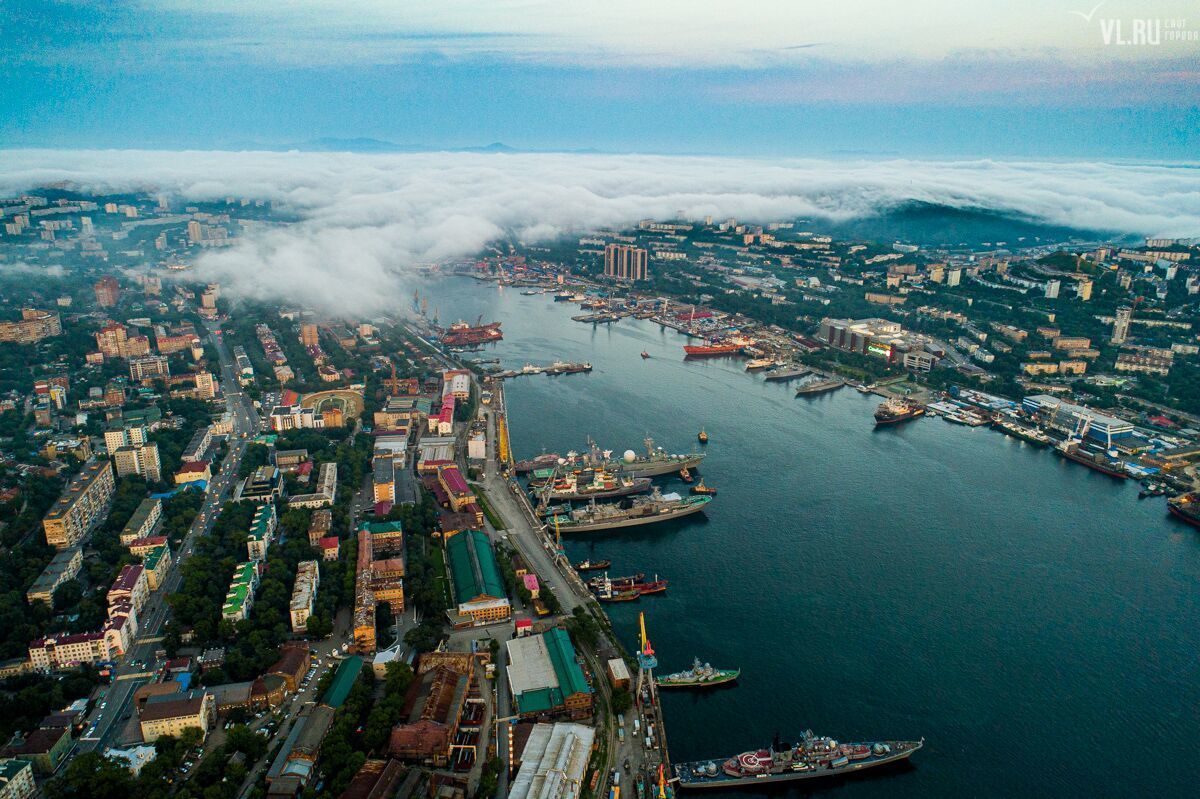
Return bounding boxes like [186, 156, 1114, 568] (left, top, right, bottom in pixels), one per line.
[0, 148, 1196, 313]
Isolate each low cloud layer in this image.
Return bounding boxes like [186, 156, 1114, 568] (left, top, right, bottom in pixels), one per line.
[1, 149, 1197, 313]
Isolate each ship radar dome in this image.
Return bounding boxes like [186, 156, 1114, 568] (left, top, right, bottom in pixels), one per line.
[623, 449, 636, 463]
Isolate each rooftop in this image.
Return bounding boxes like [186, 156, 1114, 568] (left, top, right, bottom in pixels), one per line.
[445, 529, 505, 605]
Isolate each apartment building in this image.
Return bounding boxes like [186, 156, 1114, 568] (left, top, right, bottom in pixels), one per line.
[42, 459, 115, 549]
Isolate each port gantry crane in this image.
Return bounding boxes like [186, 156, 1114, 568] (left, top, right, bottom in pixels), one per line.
[636, 611, 658, 704]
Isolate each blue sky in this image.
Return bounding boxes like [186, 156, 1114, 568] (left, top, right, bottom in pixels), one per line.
[2, 0, 1198, 158]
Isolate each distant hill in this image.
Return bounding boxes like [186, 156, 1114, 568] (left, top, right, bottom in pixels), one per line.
[817, 200, 1126, 249]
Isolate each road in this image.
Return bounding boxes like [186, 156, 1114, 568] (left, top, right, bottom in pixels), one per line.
[76, 321, 261, 755]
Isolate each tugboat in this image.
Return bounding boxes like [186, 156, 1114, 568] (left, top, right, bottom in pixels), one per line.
[655, 657, 740, 688]
[873, 397, 925, 426]
[641, 350, 651, 359]
[574, 558, 612, 572]
[690, 479, 717, 496]
[678, 467, 694, 483]
[697, 428, 708, 444]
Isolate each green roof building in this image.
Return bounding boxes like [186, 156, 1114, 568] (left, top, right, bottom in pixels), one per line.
[505, 628, 593, 719]
[444, 530, 511, 624]
[321, 656, 364, 708]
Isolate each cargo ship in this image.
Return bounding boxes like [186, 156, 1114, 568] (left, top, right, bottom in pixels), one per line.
[675, 731, 924, 789]
[547, 491, 712, 533]
[440, 320, 503, 346]
[1054, 440, 1129, 479]
[593, 438, 706, 478]
[655, 658, 740, 689]
[1168, 492, 1200, 528]
[745, 358, 775, 371]
[684, 342, 744, 358]
[595, 579, 641, 602]
[574, 558, 612, 571]
[764, 365, 810, 382]
[587, 572, 645, 591]
[631, 576, 668, 595]
[795, 378, 845, 396]
[873, 397, 924, 426]
[545, 361, 593, 375]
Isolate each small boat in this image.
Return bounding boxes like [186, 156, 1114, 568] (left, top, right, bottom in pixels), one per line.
[697, 428, 708, 444]
[574, 558, 612, 571]
[690, 480, 717, 496]
[679, 467, 694, 483]
[640, 351, 651, 359]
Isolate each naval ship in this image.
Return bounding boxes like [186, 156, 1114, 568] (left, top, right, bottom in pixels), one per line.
[675, 731, 923, 788]
[546, 490, 711, 533]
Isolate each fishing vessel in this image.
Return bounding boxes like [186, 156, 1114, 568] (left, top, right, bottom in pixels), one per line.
[574, 558, 612, 571]
[745, 358, 774, 371]
[795, 378, 845, 396]
[547, 491, 712, 533]
[690, 480, 717, 495]
[440, 320, 503, 346]
[675, 732, 923, 788]
[873, 397, 924, 425]
[655, 657, 739, 688]
[763, 365, 810, 382]
[595, 577, 641, 602]
[587, 573, 645, 591]
[1168, 492, 1200, 528]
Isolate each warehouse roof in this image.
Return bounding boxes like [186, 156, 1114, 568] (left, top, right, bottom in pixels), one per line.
[445, 529, 504, 605]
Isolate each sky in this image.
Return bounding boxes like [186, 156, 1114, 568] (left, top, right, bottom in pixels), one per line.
[2, 0, 1198, 158]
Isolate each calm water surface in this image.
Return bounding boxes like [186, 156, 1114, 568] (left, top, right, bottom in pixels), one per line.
[417, 279, 1200, 797]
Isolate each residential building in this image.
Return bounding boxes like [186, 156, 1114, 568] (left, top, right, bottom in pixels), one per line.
[93, 276, 120, 307]
[120, 497, 162, 545]
[42, 459, 115, 549]
[181, 426, 213, 462]
[300, 324, 320, 348]
[28, 631, 115, 670]
[603, 244, 648, 281]
[247, 503, 277, 561]
[288, 462, 337, 509]
[307, 509, 332, 546]
[446, 530, 510, 625]
[289, 561, 320, 633]
[1052, 336, 1091, 350]
[1111, 306, 1132, 344]
[139, 691, 215, 743]
[505, 629, 593, 720]
[319, 537, 339, 561]
[105, 423, 150, 453]
[0, 758, 35, 799]
[0, 309, 62, 344]
[142, 545, 172, 591]
[26, 548, 83, 605]
[113, 442, 162, 482]
[0, 727, 71, 775]
[129, 355, 170, 382]
[108, 564, 149, 615]
[1115, 351, 1173, 376]
[223, 562, 260, 622]
[372, 458, 396, 505]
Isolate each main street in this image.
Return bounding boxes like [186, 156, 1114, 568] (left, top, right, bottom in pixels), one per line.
[75, 322, 261, 756]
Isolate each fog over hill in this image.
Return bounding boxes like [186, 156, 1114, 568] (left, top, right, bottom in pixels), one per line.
[1, 149, 1196, 313]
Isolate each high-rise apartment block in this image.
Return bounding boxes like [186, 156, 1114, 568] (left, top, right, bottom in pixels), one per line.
[93, 276, 120, 307]
[42, 459, 116, 549]
[603, 244, 649, 281]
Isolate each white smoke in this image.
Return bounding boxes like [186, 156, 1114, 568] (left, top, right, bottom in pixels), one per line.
[0, 149, 1196, 313]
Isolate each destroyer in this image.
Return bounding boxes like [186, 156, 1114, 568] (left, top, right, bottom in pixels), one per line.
[547, 490, 711, 533]
[655, 657, 740, 688]
[675, 731, 923, 789]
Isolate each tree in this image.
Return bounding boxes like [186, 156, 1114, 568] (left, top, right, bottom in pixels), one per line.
[611, 687, 633, 715]
[44, 752, 134, 799]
